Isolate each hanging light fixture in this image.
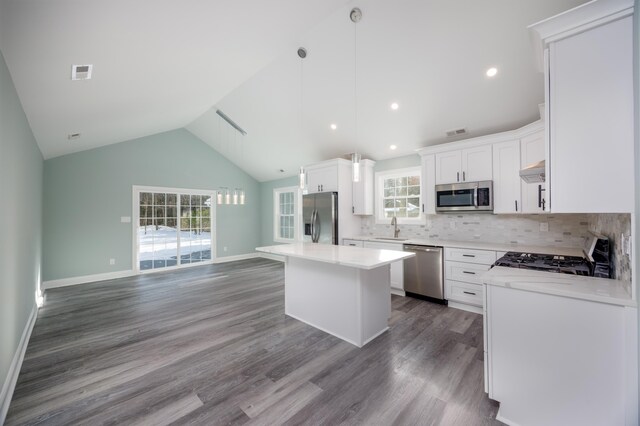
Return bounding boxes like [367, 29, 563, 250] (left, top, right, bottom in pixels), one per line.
[217, 190, 223, 205]
[351, 7, 362, 183]
[297, 47, 307, 190]
[225, 188, 231, 205]
[239, 189, 245, 205]
[233, 189, 239, 205]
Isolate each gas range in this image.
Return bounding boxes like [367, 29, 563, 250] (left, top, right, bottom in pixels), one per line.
[494, 252, 593, 276]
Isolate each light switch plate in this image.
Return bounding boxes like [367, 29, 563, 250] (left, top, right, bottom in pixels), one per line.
[121, 216, 131, 223]
[539, 222, 549, 232]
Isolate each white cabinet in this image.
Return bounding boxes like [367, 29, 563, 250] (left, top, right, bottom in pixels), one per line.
[420, 154, 436, 215]
[363, 241, 404, 295]
[492, 140, 521, 214]
[435, 145, 492, 184]
[306, 164, 339, 194]
[444, 247, 496, 313]
[352, 160, 375, 215]
[545, 15, 634, 213]
[303, 159, 360, 242]
[343, 239, 364, 248]
[520, 130, 546, 213]
[485, 284, 629, 425]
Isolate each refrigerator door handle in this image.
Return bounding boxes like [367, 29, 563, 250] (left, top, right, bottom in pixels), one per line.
[313, 209, 321, 243]
[310, 209, 316, 242]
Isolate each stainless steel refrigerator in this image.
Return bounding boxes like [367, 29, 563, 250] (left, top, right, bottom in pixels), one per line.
[303, 192, 338, 244]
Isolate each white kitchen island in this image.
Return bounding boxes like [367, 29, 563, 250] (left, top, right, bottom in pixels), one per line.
[256, 243, 414, 347]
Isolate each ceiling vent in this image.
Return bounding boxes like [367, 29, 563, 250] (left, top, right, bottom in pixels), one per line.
[71, 64, 93, 80]
[67, 133, 81, 140]
[446, 128, 467, 137]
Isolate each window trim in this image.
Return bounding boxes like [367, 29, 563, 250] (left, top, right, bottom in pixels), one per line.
[375, 166, 424, 225]
[132, 185, 217, 274]
[273, 186, 302, 243]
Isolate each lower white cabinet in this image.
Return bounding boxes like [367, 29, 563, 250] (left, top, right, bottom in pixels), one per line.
[343, 239, 364, 248]
[485, 284, 631, 426]
[363, 241, 404, 295]
[444, 247, 496, 312]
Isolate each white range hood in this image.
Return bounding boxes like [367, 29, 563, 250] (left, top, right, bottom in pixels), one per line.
[519, 160, 545, 183]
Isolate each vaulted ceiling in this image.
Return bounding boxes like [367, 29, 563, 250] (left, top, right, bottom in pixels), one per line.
[1, 0, 588, 182]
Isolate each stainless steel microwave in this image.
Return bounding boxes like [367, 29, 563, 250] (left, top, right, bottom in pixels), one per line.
[435, 181, 493, 213]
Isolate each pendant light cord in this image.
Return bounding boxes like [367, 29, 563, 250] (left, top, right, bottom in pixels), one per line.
[354, 18, 358, 156]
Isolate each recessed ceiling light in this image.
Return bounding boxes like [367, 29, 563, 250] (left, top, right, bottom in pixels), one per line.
[389, 144, 397, 150]
[330, 123, 337, 130]
[390, 102, 399, 110]
[486, 67, 498, 77]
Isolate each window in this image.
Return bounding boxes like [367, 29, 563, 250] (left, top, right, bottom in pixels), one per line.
[134, 186, 214, 272]
[375, 167, 422, 224]
[274, 186, 301, 243]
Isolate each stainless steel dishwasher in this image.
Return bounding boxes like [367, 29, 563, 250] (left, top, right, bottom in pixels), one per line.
[403, 244, 446, 304]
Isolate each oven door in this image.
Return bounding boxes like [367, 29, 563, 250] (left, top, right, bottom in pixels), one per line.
[435, 181, 493, 212]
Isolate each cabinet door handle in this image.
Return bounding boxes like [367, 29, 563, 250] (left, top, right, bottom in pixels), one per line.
[463, 171, 466, 181]
[457, 172, 460, 182]
[463, 271, 476, 275]
[462, 254, 476, 258]
[352, 206, 355, 214]
[463, 291, 477, 296]
[422, 203, 424, 213]
[515, 200, 518, 212]
[348, 243, 356, 246]
[321, 184, 323, 191]
[538, 185, 546, 209]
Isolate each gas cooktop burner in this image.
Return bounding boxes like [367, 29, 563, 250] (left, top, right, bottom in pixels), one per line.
[494, 252, 592, 276]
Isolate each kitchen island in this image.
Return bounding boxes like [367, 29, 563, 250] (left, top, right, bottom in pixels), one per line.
[255, 243, 414, 347]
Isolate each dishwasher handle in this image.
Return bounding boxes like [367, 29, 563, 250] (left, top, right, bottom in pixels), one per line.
[403, 245, 442, 253]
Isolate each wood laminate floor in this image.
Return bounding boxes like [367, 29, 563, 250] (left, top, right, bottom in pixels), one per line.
[6, 258, 502, 425]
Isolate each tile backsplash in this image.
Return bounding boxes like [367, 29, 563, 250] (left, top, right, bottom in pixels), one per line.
[360, 213, 632, 283]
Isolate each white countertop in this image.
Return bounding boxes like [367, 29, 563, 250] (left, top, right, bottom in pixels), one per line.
[256, 243, 414, 270]
[483, 266, 635, 307]
[345, 235, 585, 257]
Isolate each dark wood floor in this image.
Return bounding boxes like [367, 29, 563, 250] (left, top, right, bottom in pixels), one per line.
[6, 258, 501, 425]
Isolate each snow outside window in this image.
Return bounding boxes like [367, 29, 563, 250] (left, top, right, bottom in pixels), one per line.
[375, 167, 423, 224]
[274, 186, 301, 243]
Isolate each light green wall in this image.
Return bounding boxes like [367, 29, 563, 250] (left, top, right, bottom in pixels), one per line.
[0, 50, 43, 395]
[43, 129, 260, 281]
[259, 176, 297, 246]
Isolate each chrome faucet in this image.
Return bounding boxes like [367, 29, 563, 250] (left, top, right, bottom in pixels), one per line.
[391, 216, 400, 238]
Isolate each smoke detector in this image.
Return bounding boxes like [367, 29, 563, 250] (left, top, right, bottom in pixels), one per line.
[446, 128, 468, 137]
[71, 64, 93, 80]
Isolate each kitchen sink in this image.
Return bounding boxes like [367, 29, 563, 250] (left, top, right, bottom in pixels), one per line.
[374, 237, 408, 241]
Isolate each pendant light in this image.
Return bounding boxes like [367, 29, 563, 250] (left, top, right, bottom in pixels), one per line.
[216, 190, 223, 205]
[225, 188, 231, 205]
[297, 47, 307, 190]
[351, 8, 362, 183]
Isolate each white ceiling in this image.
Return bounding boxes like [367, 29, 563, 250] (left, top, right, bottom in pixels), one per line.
[0, 0, 588, 181]
[0, 0, 350, 159]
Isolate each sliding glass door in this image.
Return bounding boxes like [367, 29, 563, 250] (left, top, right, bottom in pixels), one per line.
[135, 187, 214, 271]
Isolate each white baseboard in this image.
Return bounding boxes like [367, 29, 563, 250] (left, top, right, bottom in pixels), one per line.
[1, 304, 38, 424]
[42, 253, 265, 290]
[42, 269, 137, 290]
[213, 253, 260, 263]
[259, 253, 285, 262]
[390, 288, 406, 297]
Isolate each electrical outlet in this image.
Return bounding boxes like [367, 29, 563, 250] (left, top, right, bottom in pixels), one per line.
[109, 258, 116, 265]
[223, 246, 228, 252]
[539, 222, 549, 232]
[449, 221, 456, 230]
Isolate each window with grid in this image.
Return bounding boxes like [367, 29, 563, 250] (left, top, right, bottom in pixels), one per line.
[136, 187, 214, 271]
[273, 187, 300, 243]
[376, 167, 422, 224]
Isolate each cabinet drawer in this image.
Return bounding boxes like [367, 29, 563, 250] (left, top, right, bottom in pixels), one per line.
[445, 247, 496, 265]
[343, 239, 364, 248]
[445, 261, 491, 285]
[445, 280, 483, 307]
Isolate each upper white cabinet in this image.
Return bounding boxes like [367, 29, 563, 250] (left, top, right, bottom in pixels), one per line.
[531, 1, 634, 213]
[420, 155, 436, 215]
[352, 160, 375, 215]
[306, 164, 339, 194]
[520, 130, 546, 213]
[492, 140, 521, 214]
[435, 145, 492, 184]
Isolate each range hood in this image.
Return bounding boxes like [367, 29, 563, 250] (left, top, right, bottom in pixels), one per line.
[519, 160, 545, 183]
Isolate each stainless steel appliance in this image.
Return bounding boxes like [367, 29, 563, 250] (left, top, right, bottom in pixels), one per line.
[494, 252, 592, 276]
[403, 244, 445, 303]
[303, 192, 338, 244]
[435, 181, 493, 213]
